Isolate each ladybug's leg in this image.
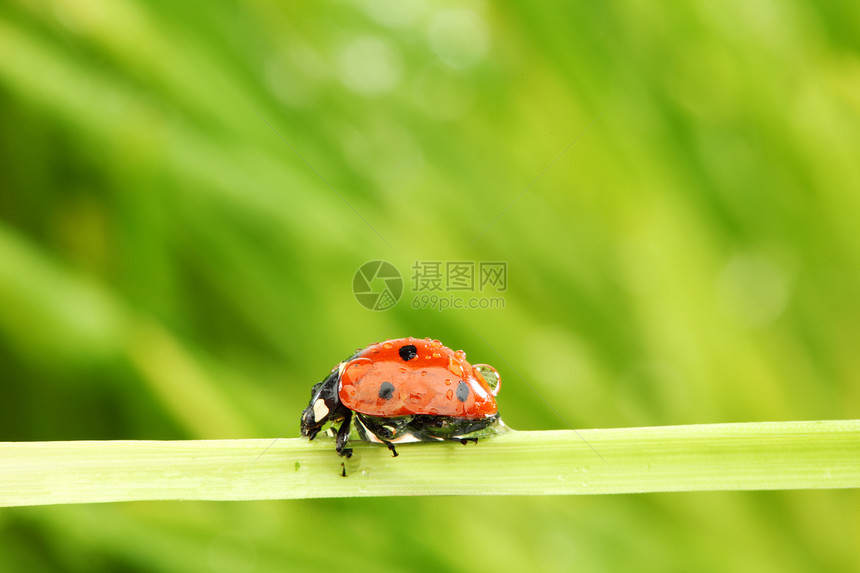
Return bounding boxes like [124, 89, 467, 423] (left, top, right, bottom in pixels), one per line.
[385, 442, 399, 457]
[335, 410, 353, 458]
[410, 415, 501, 443]
[356, 414, 402, 457]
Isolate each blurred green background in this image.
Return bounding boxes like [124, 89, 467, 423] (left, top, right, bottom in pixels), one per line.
[1, 0, 859, 571]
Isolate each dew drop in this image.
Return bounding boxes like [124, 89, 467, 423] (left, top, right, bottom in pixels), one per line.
[448, 358, 463, 377]
[343, 358, 373, 384]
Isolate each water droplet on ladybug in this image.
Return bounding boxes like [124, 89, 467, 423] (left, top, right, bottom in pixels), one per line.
[448, 358, 463, 377]
[473, 363, 501, 396]
[383, 342, 393, 349]
[455, 349, 467, 360]
[342, 357, 373, 384]
[446, 389, 453, 400]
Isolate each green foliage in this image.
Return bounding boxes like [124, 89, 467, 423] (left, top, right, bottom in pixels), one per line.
[1, 0, 859, 571]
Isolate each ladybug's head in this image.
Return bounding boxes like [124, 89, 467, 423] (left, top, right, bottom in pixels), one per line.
[300, 367, 343, 440]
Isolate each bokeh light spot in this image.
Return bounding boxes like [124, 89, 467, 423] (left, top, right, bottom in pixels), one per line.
[717, 253, 792, 328]
[337, 36, 401, 95]
[427, 9, 489, 69]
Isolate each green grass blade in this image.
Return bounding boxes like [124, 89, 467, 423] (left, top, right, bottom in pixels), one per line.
[2, 420, 858, 507]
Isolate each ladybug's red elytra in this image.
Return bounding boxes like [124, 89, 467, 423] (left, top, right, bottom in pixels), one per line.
[301, 337, 503, 457]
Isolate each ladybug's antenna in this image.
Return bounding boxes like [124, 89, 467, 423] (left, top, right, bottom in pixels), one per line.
[467, 327, 606, 463]
[253, 425, 294, 463]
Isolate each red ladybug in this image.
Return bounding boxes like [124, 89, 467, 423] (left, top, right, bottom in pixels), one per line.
[301, 337, 503, 457]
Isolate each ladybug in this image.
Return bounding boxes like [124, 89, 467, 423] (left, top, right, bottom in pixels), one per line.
[300, 337, 503, 457]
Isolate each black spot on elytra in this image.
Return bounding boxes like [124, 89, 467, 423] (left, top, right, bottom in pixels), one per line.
[399, 344, 418, 361]
[378, 381, 395, 400]
[456, 380, 469, 402]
